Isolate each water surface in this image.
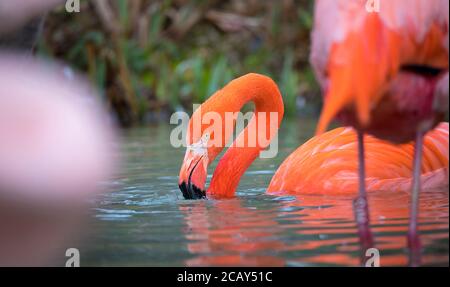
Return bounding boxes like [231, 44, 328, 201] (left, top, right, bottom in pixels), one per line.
[84, 119, 449, 266]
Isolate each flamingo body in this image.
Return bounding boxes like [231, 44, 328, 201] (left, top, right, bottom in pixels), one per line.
[268, 123, 449, 195]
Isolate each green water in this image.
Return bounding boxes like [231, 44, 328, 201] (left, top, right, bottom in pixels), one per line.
[83, 119, 449, 266]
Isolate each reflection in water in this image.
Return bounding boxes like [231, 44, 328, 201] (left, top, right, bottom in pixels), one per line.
[179, 191, 448, 267]
[179, 199, 285, 266]
[84, 122, 448, 267]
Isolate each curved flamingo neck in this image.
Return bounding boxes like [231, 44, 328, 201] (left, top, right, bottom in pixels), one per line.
[191, 73, 284, 198]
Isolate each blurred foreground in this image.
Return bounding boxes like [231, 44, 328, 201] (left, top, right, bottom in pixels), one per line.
[0, 52, 118, 266]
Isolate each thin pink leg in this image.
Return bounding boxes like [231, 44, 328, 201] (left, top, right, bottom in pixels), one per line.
[353, 130, 375, 265]
[408, 130, 424, 267]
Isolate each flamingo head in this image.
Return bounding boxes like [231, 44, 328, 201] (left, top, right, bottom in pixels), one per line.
[178, 133, 210, 199]
[177, 73, 284, 199]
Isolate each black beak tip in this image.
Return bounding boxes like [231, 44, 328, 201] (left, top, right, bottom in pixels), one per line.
[179, 182, 206, 200]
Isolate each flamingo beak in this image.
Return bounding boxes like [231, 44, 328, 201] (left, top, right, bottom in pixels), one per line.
[178, 139, 209, 200]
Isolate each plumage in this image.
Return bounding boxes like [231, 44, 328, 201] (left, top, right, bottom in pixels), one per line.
[268, 123, 448, 195]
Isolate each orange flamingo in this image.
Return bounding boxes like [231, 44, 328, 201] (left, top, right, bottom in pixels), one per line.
[178, 74, 448, 268]
[310, 0, 449, 265]
[178, 74, 448, 266]
[178, 73, 448, 197]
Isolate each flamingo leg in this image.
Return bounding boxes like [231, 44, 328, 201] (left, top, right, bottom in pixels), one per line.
[353, 130, 375, 265]
[408, 130, 424, 267]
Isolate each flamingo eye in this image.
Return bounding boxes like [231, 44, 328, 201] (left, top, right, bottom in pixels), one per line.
[201, 132, 210, 142]
[187, 133, 209, 156]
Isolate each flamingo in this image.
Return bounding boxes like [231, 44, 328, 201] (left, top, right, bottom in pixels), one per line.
[177, 74, 448, 266]
[178, 74, 448, 197]
[310, 0, 449, 265]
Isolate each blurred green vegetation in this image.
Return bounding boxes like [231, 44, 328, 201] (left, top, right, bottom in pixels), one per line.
[39, 0, 320, 127]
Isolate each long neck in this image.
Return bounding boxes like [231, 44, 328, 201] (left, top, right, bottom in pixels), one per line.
[188, 73, 284, 198]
